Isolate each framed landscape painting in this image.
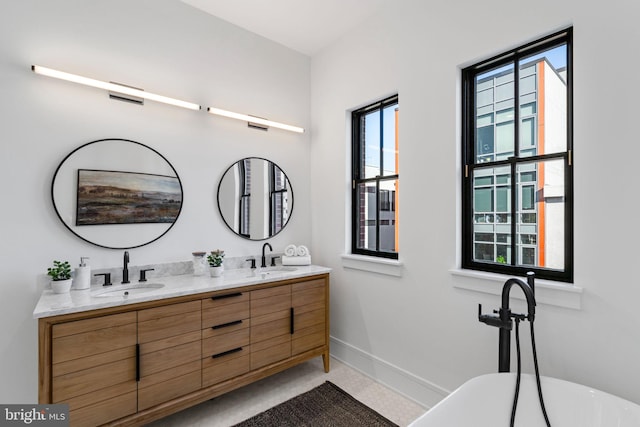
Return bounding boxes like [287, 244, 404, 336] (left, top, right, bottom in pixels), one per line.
[76, 169, 182, 225]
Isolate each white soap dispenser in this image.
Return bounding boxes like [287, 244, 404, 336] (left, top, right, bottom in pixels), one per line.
[73, 257, 91, 290]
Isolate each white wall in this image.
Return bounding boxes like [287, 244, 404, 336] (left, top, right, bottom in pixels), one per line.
[4, 0, 640, 411]
[310, 0, 640, 407]
[0, 0, 310, 403]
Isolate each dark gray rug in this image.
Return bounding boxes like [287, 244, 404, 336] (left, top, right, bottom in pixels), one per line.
[232, 381, 399, 427]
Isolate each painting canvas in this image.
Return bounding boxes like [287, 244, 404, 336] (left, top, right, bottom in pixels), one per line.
[76, 169, 182, 225]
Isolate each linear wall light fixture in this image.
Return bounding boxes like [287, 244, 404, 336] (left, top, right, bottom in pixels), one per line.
[207, 107, 305, 133]
[31, 65, 201, 111]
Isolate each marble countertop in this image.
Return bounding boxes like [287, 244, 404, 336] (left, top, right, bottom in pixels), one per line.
[33, 265, 331, 319]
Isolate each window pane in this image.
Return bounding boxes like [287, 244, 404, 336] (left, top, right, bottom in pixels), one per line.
[519, 44, 567, 156]
[495, 81, 513, 102]
[475, 232, 493, 242]
[476, 126, 494, 162]
[477, 113, 493, 127]
[496, 245, 510, 264]
[362, 111, 380, 179]
[496, 121, 514, 154]
[514, 159, 565, 269]
[521, 247, 536, 265]
[382, 105, 399, 176]
[521, 185, 535, 210]
[497, 186, 509, 212]
[379, 179, 398, 254]
[520, 75, 536, 95]
[520, 117, 535, 151]
[477, 88, 493, 107]
[474, 175, 493, 186]
[356, 182, 377, 251]
[472, 166, 513, 265]
[496, 108, 514, 123]
[474, 243, 494, 261]
[474, 188, 493, 213]
[272, 165, 286, 191]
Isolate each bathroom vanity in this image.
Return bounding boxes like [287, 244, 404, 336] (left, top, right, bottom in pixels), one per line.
[34, 266, 330, 426]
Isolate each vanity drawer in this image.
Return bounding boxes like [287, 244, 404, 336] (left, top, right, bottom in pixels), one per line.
[202, 300, 250, 329]
[204, 291, 249, 308]
[202, 346, 250, 387]
[203, 318, 250, 338]
[203, 328, 250, 358]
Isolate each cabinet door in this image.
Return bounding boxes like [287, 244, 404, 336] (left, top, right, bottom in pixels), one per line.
[202, 292, 251, 387]
[137, 300, 202, 411]
[51, 312, 137, 427]
[292, 278, 327, 355]
[250, 285, 291, 370]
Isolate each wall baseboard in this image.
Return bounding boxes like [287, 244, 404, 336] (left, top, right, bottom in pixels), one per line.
[330, 336, 450, 409]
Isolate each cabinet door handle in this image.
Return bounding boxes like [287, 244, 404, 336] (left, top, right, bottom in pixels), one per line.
[212, 347, 243, 359]
[211, 292, 243, 300]
[135, 343, 140, 382]
[290, 307, 295, 335]
[212, 320, 243, 330]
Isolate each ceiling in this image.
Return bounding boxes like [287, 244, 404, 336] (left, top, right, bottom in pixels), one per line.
[180, 0, 388, 56]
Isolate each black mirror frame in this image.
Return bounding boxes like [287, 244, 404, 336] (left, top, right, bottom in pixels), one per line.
[51, 138, 183, 249]
[217, 157, 294, 241]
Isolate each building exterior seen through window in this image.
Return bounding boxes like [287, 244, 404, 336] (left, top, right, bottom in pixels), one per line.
[462, 29, 573, 282]
[352, 95, 399, 259]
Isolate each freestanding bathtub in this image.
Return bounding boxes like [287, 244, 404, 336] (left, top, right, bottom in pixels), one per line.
[409, 373, 640, 426]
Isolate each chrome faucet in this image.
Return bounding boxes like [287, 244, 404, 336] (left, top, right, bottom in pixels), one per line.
[122, 251, 130, 284]
[261, 242, 273, 268]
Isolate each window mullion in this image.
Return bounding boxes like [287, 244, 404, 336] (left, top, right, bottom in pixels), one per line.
[376, 107, 384, 253]
[510, 158, 518, 266]
[511, 59, 520, 267]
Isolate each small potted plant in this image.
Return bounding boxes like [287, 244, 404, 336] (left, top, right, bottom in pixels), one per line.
[207, 250, 225, 277]
[47, 260, 72, 293]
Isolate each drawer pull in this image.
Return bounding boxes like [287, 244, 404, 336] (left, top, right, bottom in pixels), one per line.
[212, 320, 243, 330]
[212, 347, 243, 359]
[136, 343, 140, 382]
[211, 292, 243, 300]
[290, 307, 295, 334]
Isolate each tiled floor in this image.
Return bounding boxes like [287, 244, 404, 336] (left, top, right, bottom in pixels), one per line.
[149, 357, 427, 427]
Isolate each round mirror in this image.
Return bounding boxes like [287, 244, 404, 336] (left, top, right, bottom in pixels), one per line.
[217, 157, 293, 240]
[51, 138, 183, 249]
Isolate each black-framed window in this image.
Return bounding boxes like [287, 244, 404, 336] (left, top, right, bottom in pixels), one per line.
[352, 95, 399, 259]
[238, 158, 251, 238]
[269, 162, 289, 236]
[462, 28, 573, 282]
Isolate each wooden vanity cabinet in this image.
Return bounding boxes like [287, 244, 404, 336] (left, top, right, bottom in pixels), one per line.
[292, 278, 327, 366]
[38, 273, 329, 426]
[250, 285, 292, 369]
[50, 312, 137, 427]
[137, 300, 202, 411]
[201, 292, 251, 387]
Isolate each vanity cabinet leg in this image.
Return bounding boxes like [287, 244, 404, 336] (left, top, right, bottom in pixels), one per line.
[322, 351, 330, 373]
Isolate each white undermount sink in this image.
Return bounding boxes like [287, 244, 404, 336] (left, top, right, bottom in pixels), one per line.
[91, 283, 165, 298]
[261, 266, 298, 273]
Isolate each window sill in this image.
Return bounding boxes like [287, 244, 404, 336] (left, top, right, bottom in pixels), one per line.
[450, 268, 582, 310]
[341, 254, 404, 277]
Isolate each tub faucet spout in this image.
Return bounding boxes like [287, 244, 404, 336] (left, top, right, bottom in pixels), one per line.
[478, 272, 536, 372]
